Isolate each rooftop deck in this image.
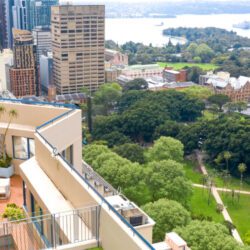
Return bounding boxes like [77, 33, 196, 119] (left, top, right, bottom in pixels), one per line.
[0, 175, 23, 215]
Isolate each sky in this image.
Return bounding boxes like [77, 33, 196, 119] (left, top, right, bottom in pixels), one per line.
[62, 0, 241, 3]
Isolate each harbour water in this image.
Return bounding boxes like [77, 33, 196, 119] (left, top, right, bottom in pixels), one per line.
[106, 14, 250, 46]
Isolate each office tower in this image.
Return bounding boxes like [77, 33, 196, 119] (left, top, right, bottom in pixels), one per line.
[12, 0, 29, 30]
[51, 5, 105, 94]
[9, 28, 40, 97]
[0, 0, 7, 50]
[4, 0, 14, 48]
[32, 27, 52, 63]
[40, 51, 53, 92]
[28, 0, 59, 30]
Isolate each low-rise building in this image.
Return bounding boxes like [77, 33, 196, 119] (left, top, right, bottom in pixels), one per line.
[163, 67, 187, 83]
[105, 49, 128, 66]
[202, 72, 250, 101]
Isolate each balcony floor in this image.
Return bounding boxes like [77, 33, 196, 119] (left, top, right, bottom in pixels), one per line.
[0, 175, 23, 215]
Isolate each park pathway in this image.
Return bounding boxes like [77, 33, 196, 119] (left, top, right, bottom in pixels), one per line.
[193, 183, 250, 195]
[195, 150, 243, 244]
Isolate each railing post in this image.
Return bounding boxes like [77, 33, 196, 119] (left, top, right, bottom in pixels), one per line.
[51, 214, 56, 248]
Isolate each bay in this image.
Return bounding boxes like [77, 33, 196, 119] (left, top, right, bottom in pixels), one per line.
[105, 14, 250, 46]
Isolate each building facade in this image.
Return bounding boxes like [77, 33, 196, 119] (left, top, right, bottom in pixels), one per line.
[32, 27, 52, 64]
[51, 5, 105, 94]
[163, 67, 187, 83]
[40, 51, 53, 91]
[28, 0, 59, 30]
[12, 0, 29, 30]
[5, 0, 15, 48]
[9, 29, 40, 97]
[0, 0, 7, 50]
[105, 49, 128, 66]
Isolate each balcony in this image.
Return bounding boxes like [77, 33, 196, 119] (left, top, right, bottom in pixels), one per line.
[0, 206, 99, 250]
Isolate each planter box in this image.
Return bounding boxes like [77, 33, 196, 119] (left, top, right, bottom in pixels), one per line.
[0, 165, 14, 178]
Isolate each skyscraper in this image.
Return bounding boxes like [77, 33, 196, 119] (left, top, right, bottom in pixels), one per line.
[4, 0, 14, 48]
[9, 28, 40, 97]
[12, 0, 29, 30]
[51, 5, 105, 94]
[28, 0, 59, 30]
[0, 0, 7, 50]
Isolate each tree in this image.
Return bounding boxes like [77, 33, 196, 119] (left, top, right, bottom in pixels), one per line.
[93, 83, 122, 115]
[194, 43, 214, 63]
[146, 136, 184, 163]
[83, 144, 110, 165]
[208, 94, 231, 111]
[99, 131, 131, 148]
[142, 199, 191, 242]
[113, 143, 145, 164]
[223, 151, 232, 173]
[145, 160, 193, 207]
[238, 163, 247, 193]
[123, 78, 148, 91]
[175, 220, 246, 250]
[180, 85, 213, 99]
[244, 231, 250, 245]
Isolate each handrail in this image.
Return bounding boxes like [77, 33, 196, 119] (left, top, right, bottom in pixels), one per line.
[26, 101, 155, 250]
[0, 97, 78, 109]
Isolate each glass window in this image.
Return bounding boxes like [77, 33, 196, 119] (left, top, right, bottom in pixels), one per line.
[13, 137, 35, 159]
[62, 145, 73, 165]
[13, 137, 28, 159]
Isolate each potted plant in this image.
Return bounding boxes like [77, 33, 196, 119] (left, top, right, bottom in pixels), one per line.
[0, 106, 18, 178]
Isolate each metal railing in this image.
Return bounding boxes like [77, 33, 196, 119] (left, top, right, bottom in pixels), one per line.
[0, 98, 77, 109]
[0, 206, 99, 250]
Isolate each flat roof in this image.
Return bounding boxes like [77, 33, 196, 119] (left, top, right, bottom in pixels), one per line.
[166, 232, 187, 246]
[152, 242, 171, 250]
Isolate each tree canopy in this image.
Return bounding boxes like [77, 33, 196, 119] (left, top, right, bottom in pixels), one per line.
[175, 220, 249, 250]
[142, 199, 191, 242]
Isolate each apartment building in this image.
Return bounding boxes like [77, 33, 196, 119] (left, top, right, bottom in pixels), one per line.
[0, 99, 156, 250]
[9, 29, 40, 97]
[51, 5, 105, 94]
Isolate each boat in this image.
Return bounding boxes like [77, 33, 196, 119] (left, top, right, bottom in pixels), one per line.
[155, 22, 164, 27]
[233, 21, 250, 30]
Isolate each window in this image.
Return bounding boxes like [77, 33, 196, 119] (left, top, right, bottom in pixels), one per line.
[13, 137, 35, 160]
[62, 145, 73, 165]
[31, 193, 44, 235]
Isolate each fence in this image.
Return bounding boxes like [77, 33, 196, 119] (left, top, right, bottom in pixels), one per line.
[0, 206, 100, 250]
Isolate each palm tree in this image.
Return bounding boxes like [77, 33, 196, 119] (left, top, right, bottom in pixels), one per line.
[223, 151, 232, 173]
[238, 163, 247, 193]
[1, 109, 18, 160]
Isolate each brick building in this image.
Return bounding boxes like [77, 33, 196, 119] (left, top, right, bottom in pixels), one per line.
[163, 67, 187, 83]
[9, 29, 40, 97]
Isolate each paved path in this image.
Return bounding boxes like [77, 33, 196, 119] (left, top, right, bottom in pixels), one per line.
[193, 183, 250, 195]
[195, 151, 243, 244]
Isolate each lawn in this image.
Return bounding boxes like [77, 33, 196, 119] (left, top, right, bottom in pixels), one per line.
[183, 160, 203, 184]
[157, 62, 218, 71]
[190, 187, 224, 223]
[205, 164, 250, 192]
[221, 193, 250, 241]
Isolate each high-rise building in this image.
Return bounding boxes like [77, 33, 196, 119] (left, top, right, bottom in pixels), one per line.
[51, 5, 105, 94]
[9, 28, 40, 97]
[4, 0, 14, 48]
[0, 0, 7, 50]
[32, 27, 52, 63]
[40, 51, 53, 91]
[12, 0, 29, 30]
[28, 0, 59, 30]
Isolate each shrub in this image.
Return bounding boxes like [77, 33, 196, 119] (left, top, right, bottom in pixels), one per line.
[2, 204, 25, 221]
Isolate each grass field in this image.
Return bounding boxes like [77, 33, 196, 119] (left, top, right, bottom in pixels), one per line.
[157, 62, 218, 71]
[183, 160, 203, 184]
[190, 187, 224, 223]
[221, 193, 250, 241]
[205, 164, 250, 192]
